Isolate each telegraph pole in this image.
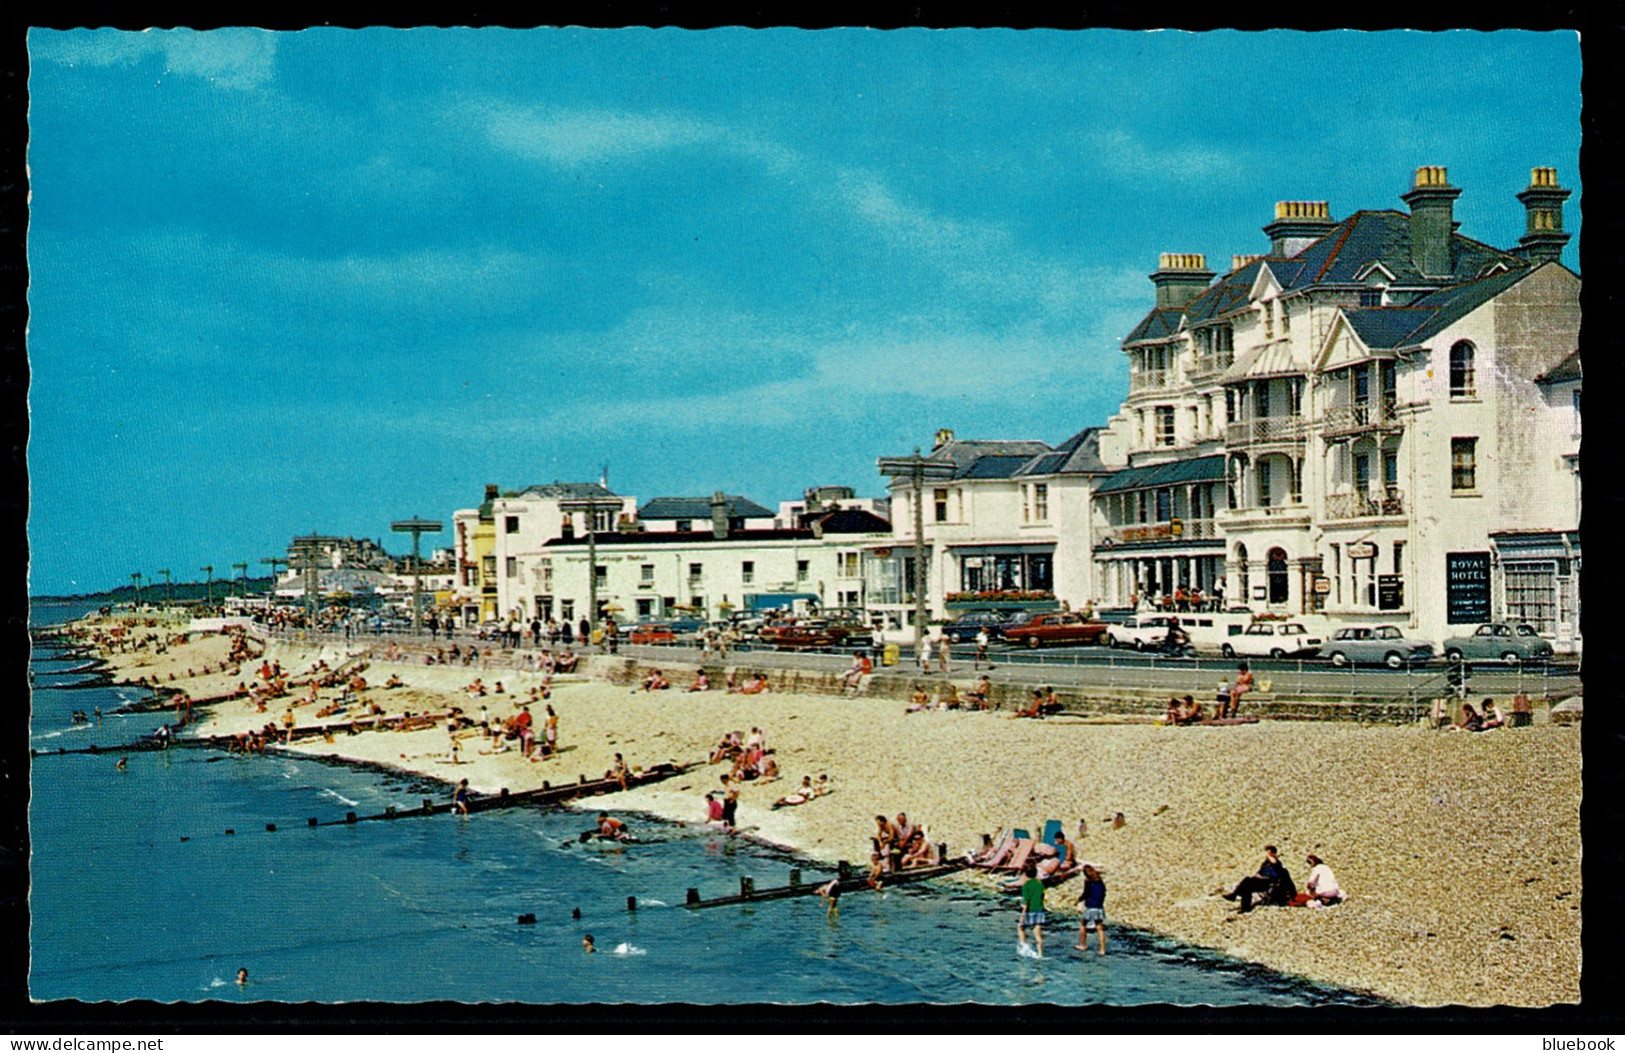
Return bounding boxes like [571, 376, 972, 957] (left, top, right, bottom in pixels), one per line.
[200, 565, 214, 609]
[391, 517, 444, 634]
[559, 491, 616, 648]
[877, 449, 955, 661]
[157, 568, 172, 606]
[260, 557, 288, 609]
[232, 562, 248, 599]
[131, 572, 143, 608]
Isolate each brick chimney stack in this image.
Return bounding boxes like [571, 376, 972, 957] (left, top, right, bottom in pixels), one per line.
[1262, 200, 1336, 257]
[1149, 253, 1214, 309]
[1401, 166, 1462, 278]
[1516, 166, 1572, 263]
[711, 492, 729, 539]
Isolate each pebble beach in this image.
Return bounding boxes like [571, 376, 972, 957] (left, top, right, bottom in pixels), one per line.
[72, 622, 1582, 1007]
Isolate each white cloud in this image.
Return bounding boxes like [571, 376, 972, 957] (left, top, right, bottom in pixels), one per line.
[32, 28, 278, 90]
[1080, 128, 1242, 181]
[485, 104, 722, 166]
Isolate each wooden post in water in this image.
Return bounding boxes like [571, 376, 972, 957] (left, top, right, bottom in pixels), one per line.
[627, 896, 638, 912]
[346, 811, 357, 823]
[308, 817, 319, 827]
[266, 823, 277, 832]
[740, 876, 755, 898]
[790, 868, 801, 887]
[838, 860, 851, 880]
[687, 888, 700, 906]
[423, 798, 434, 813]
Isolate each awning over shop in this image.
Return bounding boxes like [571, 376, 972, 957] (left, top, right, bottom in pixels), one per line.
[1488, 530, 1579, 562]
[1094, 455, 1226, 495]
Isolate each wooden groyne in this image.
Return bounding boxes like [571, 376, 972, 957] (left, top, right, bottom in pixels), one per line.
[680, 856, 969, 909]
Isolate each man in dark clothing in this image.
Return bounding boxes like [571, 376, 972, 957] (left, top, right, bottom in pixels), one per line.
[1223, 845, 1297, 912]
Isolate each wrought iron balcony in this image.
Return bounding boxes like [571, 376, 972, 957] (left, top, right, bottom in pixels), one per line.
[1225, 415, 1308, 446]
[1323, 488, 1405, 519]
[1320, 397, 1401, 438]
[1130, 369, 1171, 392]
[1095, 518, 1217, 546]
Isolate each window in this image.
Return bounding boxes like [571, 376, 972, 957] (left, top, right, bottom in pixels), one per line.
[1451, 437, 1478, 491]
[1256, 459, 1273, 506]
[481, 556, 497, 580]
[561, 600, 574, 622]
[1393, 540, 1405, 575]
[1156, 405, 1176, 446]
[688, 562, 703, 581]
[1256, 382, 1271, 419]
[796, 560, 809, 583]
[1288, 376, 1303, 416]
[1358, 288, 1382, 307]
[592, 510, 614, 533]
[1504, 561, 1558, 634]
[1262, 302, 1274, 339]
[637, 599, 653, 618]
[540, 560, 553, 592]
[1033, 484, 1049, 521]
[741, 560, 755, 584]
[1449, 341, 1476, 398]
[505, 515, 520, 534]
[593, 565, 607, 585]
[1225, 389, 1237, 424]
[640, 563, 654, 582]
[1155, 488, 1172, 522]
[934, 488, 949, 523]
[1382, 450, 1398, 491]
[1330, 543, 1341, 604]
[1354, 452, 1371, 492]
[839, 552, 860, 577]
[1267, 547, 1289, 604]
[505, 556, 517, 579]
[675, 519, 692, 532]
[1573, 388, 1582, 437]
[1280, 301, 1290, 333]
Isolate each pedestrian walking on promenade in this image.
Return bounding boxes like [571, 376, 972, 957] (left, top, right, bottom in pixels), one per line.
[974, 627, 989, 670]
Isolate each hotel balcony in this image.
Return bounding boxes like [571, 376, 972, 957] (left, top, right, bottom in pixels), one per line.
[1187, 354, 1233, 381]
[1320, 398, 1402, 440]
[1130, 369, 1171, 392]
[1225, 415, 1307, 447]
[1324, 488, 1406, 520]
[1217, 502, 1312, 529]
[1094, 518, 1218, 547]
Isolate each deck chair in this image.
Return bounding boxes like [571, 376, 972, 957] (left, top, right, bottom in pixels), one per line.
[975, 830, 1015, 868]
[1000, 837, 1036, 873]
[1012, 827, 1031, 841]
[1041, 819, 1063, 844]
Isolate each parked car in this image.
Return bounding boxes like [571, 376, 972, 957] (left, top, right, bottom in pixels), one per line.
[1441, 623, 1554, 666]
[1105, 614, 1179, 650]
[664, 617, 706, 636]
[759, 619, 845, 650]
[628, 623, 676, 645]
[1001, 611, 1109, 648]
[1220, 621, 1325, 659]
[1322, 625, 1435, 668]
[942, 611, 1019, 643]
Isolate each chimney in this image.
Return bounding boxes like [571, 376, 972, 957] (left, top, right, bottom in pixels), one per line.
[1149, 253, 1214, 309]
[710, 491, 729, 539]
[1516, 166, 1572, 263]
[933, 428, 955, 450]
[1401, 166, 1462, 278]
[1231, 254, 1264, 272]
[484, 484, 499, 500]
[1261, 201, 1336, 257]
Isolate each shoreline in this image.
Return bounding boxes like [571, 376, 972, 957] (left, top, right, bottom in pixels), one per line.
[48, 618, 1582, 1007]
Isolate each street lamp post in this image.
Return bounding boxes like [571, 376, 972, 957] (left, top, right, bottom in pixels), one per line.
[391, 518, 445, 634]
[131, 572, 143, 608]
[157, 568, 172, 606]
[877, 449, 956, 662]
[260, 557, 288, 610]
[200, 565, 214, 609]
[559, 492, 618, 649]
[232, 562, 247, 599]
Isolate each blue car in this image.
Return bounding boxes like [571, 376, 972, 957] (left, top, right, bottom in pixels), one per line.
[941, 612, 1015, 643]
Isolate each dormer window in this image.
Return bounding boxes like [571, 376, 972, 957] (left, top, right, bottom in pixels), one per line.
[1262, 302, 1274, 340]
[1359, 288, 1382, 307]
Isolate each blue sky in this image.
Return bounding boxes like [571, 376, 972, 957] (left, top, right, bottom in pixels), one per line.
[26, 28, 1581, 595]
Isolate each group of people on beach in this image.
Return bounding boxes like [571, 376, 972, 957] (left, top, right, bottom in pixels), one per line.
[868, 812, 940, 885]
[1221, 845, 1346, 912]
[1016, 860, 1108, 958]
[1450, 698, 1509, 732]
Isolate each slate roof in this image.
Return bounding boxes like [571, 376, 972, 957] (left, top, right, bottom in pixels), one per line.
[546, 529, 815, 547]
[1286, 211, 1525, 288]
[512, 481, 618, 499]
[1095, 455, 1227, 495]
[1534, 349, 1581, 384]
[954, 454, 1037, 480]
[1123, 307, 1187, 346]
[809, 508, 893, 534]
[1333, 267, 1535, 352]
[923, 439, 1052, 469]
[638, 495, 776, 521]
[1015, 426, 1110, 476]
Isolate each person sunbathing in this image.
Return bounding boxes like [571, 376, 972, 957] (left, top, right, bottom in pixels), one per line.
[1040, 688, 1063, 715]
[901, 832, 936, 869]
[607, 753, 630, 789]
[384, 674, 403, 688]
[905, 685, 933, 713]
[555, 652, 578, 673]
[773, 776, 817, 809]
[638, 670, 670, 692]
[709, 731, 742, 765]
[757, 753, 780, 781]
[965, 675, 993, 710]
[1015, 690, 1046, 718]
[686, 671, 710, 692]
[736, 674, 769, 695]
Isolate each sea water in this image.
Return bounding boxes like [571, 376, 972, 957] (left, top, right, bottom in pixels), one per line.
[28, 601, 1373, 1005]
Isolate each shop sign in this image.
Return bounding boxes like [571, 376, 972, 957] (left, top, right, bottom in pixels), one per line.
[1445, 551, 1491, 623]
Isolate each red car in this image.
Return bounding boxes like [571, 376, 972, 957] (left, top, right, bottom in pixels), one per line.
[1000, 612, 1109, 648]
[760, 620, 846, 650]
[628, 623, 676, 645]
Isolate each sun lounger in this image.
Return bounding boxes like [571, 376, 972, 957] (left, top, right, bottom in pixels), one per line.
[974, 830, 1015, 868]
[1041, 819, 1062, 844]
[998, 837, 1036, 873]
[1012, 827, 1031, 841]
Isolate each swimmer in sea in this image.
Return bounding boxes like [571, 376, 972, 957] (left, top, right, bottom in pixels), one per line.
[817, 877, 841, 919]
[114, 756, 128, 772]
[236, 967, 248, 986]
[453, 778, 470, 817]
[582, 934, 596, 954]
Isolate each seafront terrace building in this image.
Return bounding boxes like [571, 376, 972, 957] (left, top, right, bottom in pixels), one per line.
[541, 497, 891, 624]
[868, 428, 1109, 627]
[1096, 165, 1580, 648]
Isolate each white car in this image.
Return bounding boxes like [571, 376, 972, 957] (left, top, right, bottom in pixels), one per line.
[1105, 614, 1180, 650]
[1219, 621, 1324, 659]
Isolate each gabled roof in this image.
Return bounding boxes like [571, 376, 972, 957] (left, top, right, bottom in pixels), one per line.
[1016, 426, 1110, 476]
[954, 454, 1036, 480]
[546, 528, 814, 548]
[1341, 307, 1437, 351]
[1535, 350, 1581, 385]
[1221, 340, 1307, 383]
[638, 495, 775, 520]
[1095, 455, 1227, 495]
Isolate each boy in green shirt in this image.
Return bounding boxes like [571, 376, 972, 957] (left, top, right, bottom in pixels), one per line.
[1018, 862, 1047, 957]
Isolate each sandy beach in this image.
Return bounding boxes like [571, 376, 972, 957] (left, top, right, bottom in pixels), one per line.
[76, 622, 1582, 1007]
